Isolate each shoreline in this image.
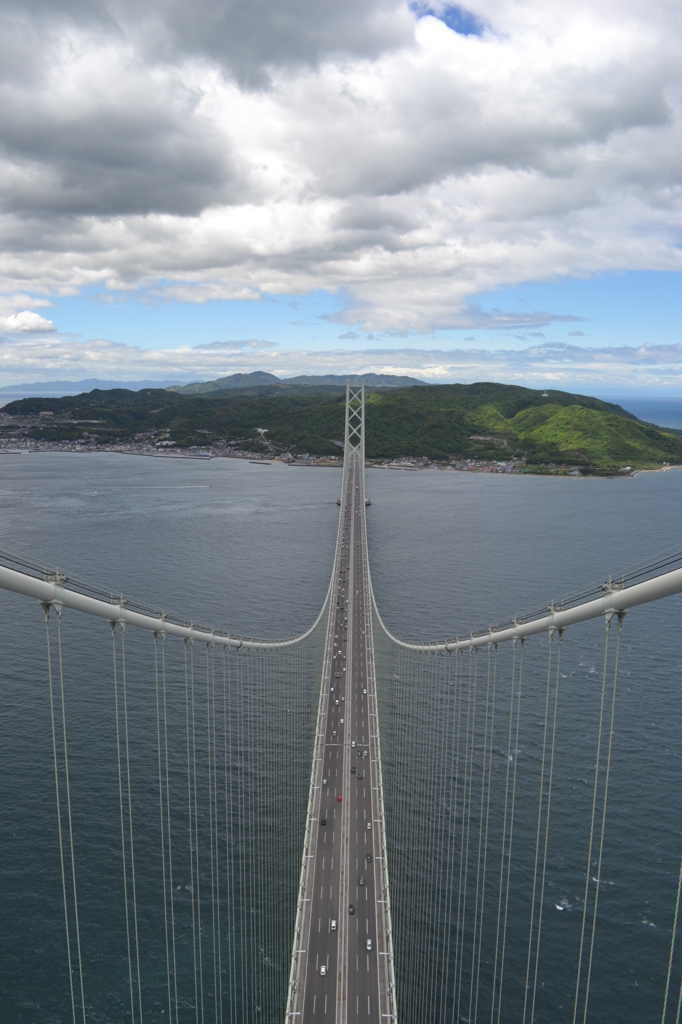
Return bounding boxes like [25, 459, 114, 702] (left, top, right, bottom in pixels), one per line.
[2, 446, 681, 478]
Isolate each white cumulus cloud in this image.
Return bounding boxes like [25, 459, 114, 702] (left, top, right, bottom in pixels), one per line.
[0, 310, 56, 333]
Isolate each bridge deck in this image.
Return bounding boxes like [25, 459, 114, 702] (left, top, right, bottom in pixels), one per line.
[287, 450, 393, 1022]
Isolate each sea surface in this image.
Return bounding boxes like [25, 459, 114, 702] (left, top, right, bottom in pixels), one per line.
[612, 398, 682, 431]
[1, 452, 682, 1022]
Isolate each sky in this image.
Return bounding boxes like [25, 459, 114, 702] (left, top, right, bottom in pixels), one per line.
[0, 0, 681, 394]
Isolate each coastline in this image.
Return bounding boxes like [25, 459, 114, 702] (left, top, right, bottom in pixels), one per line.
[2, 445, 681, 478]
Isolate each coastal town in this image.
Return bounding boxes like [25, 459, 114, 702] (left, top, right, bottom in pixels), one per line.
[0, 405, 645, 476]
[0, 428, 559, 474]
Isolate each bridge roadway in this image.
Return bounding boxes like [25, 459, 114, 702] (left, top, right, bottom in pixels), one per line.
[290, 451, 391, 1022]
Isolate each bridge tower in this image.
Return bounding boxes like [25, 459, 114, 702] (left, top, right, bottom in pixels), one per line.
[342, 379, 365, 499]
[286, 379, 397, 1023]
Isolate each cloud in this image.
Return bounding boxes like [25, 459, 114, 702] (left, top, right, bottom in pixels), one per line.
[3, 333, 682, 390]
[338, 331, 360, 340]
[0, 0, 681, 330]
[193, 339, 278, 351]
[0, 310, 56, 333]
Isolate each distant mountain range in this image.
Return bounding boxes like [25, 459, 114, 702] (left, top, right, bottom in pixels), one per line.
[166, 371, 427, 394]
[0, 377, 180, 403]
[0, 371, 426, 405]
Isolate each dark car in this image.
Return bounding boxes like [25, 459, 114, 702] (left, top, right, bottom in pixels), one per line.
[358, 877, 365, 886]
[351, 766, 356, 774]
[358, 772, 363, 780]
[321, 819, 326, 826]
[366, 854, 372, 864]
[349, 904, 355, 915]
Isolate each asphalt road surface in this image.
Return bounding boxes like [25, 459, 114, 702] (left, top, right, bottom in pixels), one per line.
[290, 452, 391, 1023]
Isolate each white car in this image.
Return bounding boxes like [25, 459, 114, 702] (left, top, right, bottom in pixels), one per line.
[366, 939, 373, 951]
[320, 965, 327, 976]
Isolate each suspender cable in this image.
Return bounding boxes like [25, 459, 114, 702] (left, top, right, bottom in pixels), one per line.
[431, 650, 455, 1020]
[490, 638, 517, 1024]
[112, 622, 136, 1024]
[474, 643, 499, 1024]
[190, 639, 205, 1024]
[662, 841, 682, 1024]
[572, 614, 614, 1024]
[205, 644, 218, 1023]
[120, 624, 144, 1024]
[55, 607, 88, 1024]
[44, 605, 79, 1024]
[211, 644, 223, 1024]
[161, 635, 179, 1024]
[495, 638, 524, 1024]
[523, 629, 556, 1024]
[422, 651, 444, 1018]
[581, 613, 624, 1024]
[469, 643, 494, 1023]
[185, 639, 200, 1023]
[222, 645, 236, 1024]
[154, 633, 173, 1023]
[236, 649, 247, 1019]
[530, 629, 563, 1024]
[441, 649, 464, 1023]
[455, 648, 479, 1023]
[452, 648, 473, 1023]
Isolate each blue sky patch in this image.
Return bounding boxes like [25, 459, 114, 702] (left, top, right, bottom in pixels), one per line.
[412, 3, 486, 36]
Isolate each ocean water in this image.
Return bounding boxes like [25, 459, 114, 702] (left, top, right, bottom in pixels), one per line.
[612, 399, 682, 431]
[1, 453, 682, 1022]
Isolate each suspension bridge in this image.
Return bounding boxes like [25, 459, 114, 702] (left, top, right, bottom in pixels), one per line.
[1, 383, 682, 1023]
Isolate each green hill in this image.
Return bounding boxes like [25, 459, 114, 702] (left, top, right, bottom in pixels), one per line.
[4, 381, 682, 473]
